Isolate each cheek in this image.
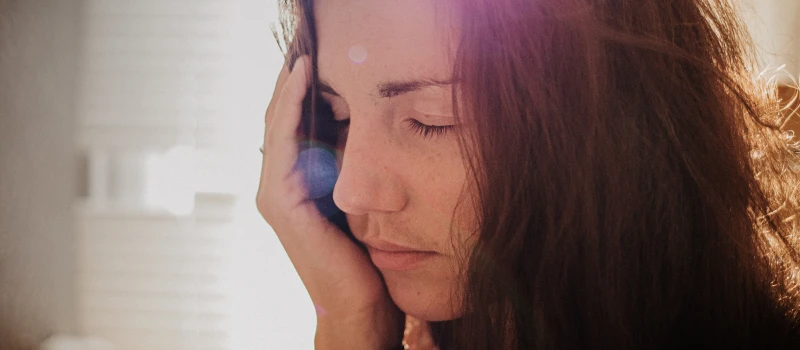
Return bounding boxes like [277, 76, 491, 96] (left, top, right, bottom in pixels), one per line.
[414, 154, 476, 244]
[451, 184, 480, 264]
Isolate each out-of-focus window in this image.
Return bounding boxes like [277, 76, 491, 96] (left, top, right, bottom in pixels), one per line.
[740, 0, 800, 162]
[75, 0, 314, 349]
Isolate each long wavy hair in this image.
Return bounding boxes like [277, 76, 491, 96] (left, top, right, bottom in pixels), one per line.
[276, 0, 800, 348]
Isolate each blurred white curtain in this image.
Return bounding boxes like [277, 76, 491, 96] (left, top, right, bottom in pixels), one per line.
[75, 0, 315, 349]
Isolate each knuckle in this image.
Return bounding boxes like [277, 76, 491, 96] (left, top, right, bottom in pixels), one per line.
[256, 192, 275, 221]
[264, 103, 275, 122]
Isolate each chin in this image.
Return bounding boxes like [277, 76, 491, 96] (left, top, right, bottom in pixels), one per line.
[382, 272, 464, 322]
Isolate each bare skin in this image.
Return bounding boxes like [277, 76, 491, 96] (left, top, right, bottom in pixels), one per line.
[257, 0, 476, 347]
[257, 58, 403, 349]
[317, 0, 475, 323]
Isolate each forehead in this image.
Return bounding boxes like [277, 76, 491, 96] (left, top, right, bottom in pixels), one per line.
[314, 0, 459, 92]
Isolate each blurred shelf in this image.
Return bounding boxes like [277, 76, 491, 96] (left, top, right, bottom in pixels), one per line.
[76, 125, 241, 149]
[74, 193, 237, 221]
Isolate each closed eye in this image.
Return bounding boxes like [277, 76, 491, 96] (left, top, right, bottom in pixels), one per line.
[408, 119, 454, 139]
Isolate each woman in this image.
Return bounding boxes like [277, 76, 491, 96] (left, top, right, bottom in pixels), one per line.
[257, 0, 800, 348]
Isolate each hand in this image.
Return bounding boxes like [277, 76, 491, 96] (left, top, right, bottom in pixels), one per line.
[256, 56, 404, 349]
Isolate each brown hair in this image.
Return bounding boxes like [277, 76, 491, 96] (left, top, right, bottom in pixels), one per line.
[277, 0, 800, 348]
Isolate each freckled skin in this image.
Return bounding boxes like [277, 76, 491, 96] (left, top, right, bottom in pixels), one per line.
[316, 0, 477, 321]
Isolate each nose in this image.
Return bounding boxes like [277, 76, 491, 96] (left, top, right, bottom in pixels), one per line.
[332, 121, 408, 215]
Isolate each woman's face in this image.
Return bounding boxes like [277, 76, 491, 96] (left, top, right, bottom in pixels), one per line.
[316, 0, 476, 321]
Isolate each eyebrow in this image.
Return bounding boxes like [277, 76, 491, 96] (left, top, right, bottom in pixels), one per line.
[317, 77, 453, 98]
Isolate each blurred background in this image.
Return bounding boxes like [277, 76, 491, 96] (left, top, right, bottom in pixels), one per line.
[0, 0, 798, 349]
[1, 0, 313, 349]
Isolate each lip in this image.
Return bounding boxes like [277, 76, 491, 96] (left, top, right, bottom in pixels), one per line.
[361, 240, 437, 271]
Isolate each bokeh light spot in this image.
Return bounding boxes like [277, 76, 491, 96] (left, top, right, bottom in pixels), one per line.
[348, 45, 368, 64]
[295, 146, 339, 199]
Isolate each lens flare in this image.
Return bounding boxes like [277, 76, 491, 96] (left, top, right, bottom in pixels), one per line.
[295, 146, 338, 199]
[348, 45, 368, 64]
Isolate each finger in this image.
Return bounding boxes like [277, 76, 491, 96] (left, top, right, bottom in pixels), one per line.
[268, 55, 313, 176]
[258, 56, 311, 191]
[264, 56, 310, 155]
[265, 61, 292, 130]
[260, 62, 292, 184]
[258, 59, 300, 196]
[270, 55, 312, 137]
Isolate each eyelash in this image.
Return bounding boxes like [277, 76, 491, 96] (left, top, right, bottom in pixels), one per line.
[408, 119, 454, 139]
[329, 118, 453, 140]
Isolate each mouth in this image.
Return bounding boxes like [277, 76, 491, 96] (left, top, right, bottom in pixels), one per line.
[361, 240, 438, 271]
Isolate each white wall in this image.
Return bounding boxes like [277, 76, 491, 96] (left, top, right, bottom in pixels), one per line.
[741, 0, 800, 79]
[72, 1, 316, 348]
[0, 0, 80, 347]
